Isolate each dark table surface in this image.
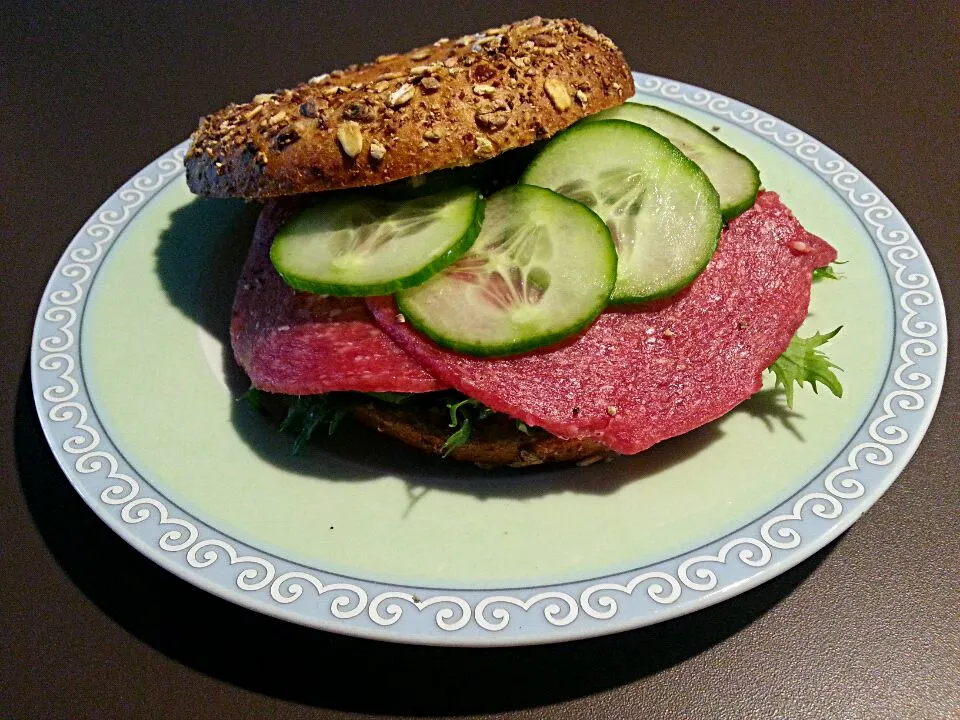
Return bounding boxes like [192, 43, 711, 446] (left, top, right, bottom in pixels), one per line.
[3, 2, 958, 718]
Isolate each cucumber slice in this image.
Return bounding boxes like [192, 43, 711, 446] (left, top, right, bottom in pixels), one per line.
[270, 186, 483, 296]
[521, 120, 722, 304]
[396, 185, 616, 357]
[584, 103, 760, 220]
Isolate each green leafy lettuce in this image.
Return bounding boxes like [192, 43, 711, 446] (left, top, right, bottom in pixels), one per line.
[279, 395, 350, 455]
[812, 260, 847, 282]
[239, 386, 263, 412]
[767, 327, 843, 408]
[441, 397, 493, 456]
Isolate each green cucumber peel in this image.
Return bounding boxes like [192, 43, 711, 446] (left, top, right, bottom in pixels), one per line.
[583, 103, 761, 221]
[270, 186, 484, 296]
[397, 184, 617, 357]
[521, 119, 722, 305]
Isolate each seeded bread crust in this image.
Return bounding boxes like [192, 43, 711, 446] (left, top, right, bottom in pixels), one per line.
[349, 401, 614, 468]
[185, 17, 633, 199]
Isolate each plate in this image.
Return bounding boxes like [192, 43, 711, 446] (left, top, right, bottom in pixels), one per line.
[32, 73, 946, 646]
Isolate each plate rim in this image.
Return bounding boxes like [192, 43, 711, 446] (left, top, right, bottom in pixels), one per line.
[31, 71, 948, 646]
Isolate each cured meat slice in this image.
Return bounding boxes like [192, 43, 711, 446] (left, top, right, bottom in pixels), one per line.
[231, 199, 446, 394]
[369, 192, 837, 454]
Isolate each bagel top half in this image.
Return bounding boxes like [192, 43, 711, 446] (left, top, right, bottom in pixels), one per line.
[185, 17, 633, 199]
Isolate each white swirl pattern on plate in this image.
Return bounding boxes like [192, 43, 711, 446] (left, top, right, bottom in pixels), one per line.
[270, 574, 367, 619]
[580, 573, 682, 619]
[368, 592, 472, 631]
[32, 74, 944, 642]
[474, 593, 579, 631]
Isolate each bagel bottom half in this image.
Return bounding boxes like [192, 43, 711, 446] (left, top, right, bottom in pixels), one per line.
[254, 390, 613, 467]
[349, 399, 613, 468]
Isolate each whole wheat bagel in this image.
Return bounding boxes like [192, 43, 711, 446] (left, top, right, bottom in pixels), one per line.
[185, 17, 633, 198]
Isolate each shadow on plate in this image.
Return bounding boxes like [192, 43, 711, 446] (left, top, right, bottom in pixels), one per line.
[226, 385, 801, 502]
[15, 364, 836, 715]
[154, 197, 723, 496]
[154, 197, 803, 500]
[154, 195, 259, 342]
[231, 394, 728, 498]
[740, 387, 805, 441]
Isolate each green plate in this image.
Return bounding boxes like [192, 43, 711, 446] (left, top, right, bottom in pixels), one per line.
[32, 73, 945, 645]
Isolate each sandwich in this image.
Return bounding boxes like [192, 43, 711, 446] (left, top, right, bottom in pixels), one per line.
[184, 17, 843, 467]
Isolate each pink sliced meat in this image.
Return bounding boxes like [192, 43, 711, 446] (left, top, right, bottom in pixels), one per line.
[369, 191, 837, 454]
[231, 199, 446, 394]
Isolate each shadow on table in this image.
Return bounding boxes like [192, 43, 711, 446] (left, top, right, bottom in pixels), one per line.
[16, 365, 837, 716]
